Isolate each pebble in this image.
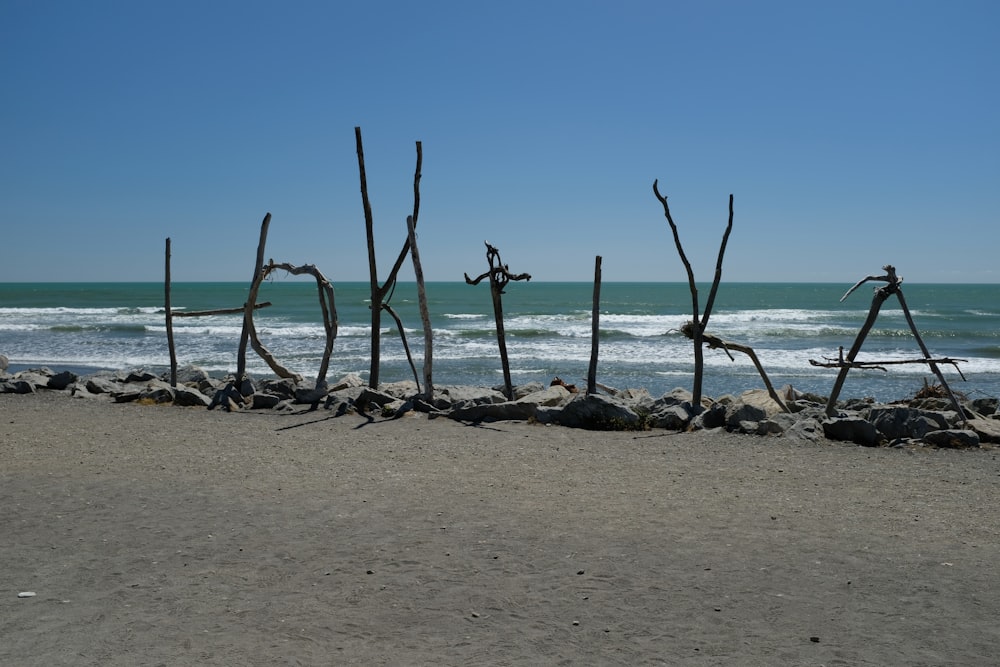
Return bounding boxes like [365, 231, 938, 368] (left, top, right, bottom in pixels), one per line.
[18, 592, 36, 598]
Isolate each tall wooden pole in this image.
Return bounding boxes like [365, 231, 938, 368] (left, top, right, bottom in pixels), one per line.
[164, 237, 177, 387]
[587, 256, 602, 395]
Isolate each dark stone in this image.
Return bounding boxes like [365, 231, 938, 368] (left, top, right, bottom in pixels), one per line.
[823, 416, 880, 447]
[922, 429, 980, 448]
[555, 394, 640, 430]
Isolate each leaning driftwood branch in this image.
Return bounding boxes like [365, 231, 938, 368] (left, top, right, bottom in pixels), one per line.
[408, 213, 433, 400]
[382, 302, 420, 392]
[237, 212, 273, 383]
[683, 323, 790, 413]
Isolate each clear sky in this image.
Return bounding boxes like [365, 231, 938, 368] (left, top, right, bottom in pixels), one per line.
[2, 1, 997, 284]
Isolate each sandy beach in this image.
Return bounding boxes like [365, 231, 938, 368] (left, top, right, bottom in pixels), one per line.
[2, 392, 999, 666]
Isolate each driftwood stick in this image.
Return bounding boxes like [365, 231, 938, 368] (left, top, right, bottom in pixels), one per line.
[265, 261, 338, 389]
[237, 212, 272, 384]
[587, 255, 602, 395]
[653, 180, 704, 405]
[695, 327, 790, 413]
[171, 302, 272, 317]
[383, 303, 420, 393]
[408, 214, 433, 400]
[895, 289, 967, 425]
[701, 194, 734, 330]
[355, 128, 384, 388]
[825, 266, 901, 415]
[164, 238, 177, 387]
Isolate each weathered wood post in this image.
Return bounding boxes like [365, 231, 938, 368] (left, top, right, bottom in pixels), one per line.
[164, 237, 177, 387]
[464, 242, 531, 400]
[587, 255, 602, 395]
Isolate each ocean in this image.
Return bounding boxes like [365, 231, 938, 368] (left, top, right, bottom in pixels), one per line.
[2, 281, 999, 403]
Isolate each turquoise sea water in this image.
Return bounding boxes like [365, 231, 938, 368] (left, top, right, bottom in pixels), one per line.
[2, 281, 999, 402]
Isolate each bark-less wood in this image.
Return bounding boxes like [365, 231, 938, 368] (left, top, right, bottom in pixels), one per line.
[355, 128, 423, 388]
[652, 183, 787, 412]
[408, 214, 434, 400]
[164, 238, 177, 387]
[587, 256, 602, 395]
[464, 242, 531, 400]
[819, 265, 967, 424]
[237, 213, 273, 383]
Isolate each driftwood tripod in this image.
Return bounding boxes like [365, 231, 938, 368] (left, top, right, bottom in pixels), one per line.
[812, 265, 967, 424]
[464, 242, 531, 400]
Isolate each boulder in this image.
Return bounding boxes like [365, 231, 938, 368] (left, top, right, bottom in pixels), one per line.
[139, 383, 175, 404]
[48, 370, 78, 390]
[822, 416, 880, 447]
[515, 385, 573, 408]
[436, 385, 508, 407]
[922, 429, 980, 448]
[379, 381, 419, 399]
[85, 376, 120, 395]
[555, 393, 641, 430]
[449, 400, 538, 423]
[691, 402, 726, 430]
[328, 373, 365, 392]
[736, 388, 786, 417]
[173, 385, 211, 407]
[725, 401, 768, 430]
[868, 406, 948, 440]
[650, 403, 694, 430]
[173, 364, 211, 385]
[967, 418, 1000, 444]
[0, 379, 35, 394]
[260, 378, 298, 400]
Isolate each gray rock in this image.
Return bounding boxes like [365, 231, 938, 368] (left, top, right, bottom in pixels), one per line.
[555, 393, 641, 430]
[295, 385, 330, 405]
[173, 385, 211, 407]
[726, 401, 768, 430]
[328, 373, 365, 392]
[173, 364, 211, 385]
[869, 406, 946, 440]
[650, 403, 693, 430]
[449, 400, 538, 423]
[512, 382, 546, 399]
[692, 402, 726, 430]
[966, 418, 1000, 444]
[922, 429, 980, 448]
[436, 385, 508, 406]
[823, 416, 880, 447]
[260, 378, 298, 400]
[1, 380, 35, 394]
[124, 369, 158, 383]
[85, 376, 120, 395]
[515, 386, 573, 408]
[250, 392, 283, 410]
[139, 383, 175, 404]
[379, 381, 419, 399]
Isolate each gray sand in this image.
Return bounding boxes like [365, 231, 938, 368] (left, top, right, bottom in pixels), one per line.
[2, 393, 999, 665]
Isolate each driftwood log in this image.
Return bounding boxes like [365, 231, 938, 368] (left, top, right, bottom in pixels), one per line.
[464, 242, 531, 400]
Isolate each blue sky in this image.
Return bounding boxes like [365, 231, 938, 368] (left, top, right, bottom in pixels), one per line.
[2, 1, 997, 283]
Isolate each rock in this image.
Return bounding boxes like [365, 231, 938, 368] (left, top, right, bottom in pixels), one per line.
[436, 385, 508, 407]
[123, 369, 158, 383]
[260, 378, 298, 400]
[966, 418, 1000, 444]
[968, 397, 999, 416]
[512, 382, 546, 399]
[327, 373, 365, 392]
[822, 416, 880, 447]
[725, 401, 768, 430]
[379, 381, 419, 399]
[47, 370, 78, 390]
[515, 386, 573, 408]
[868, 406, 948, 440]
[173, 385, 211, 407]
[85, 376, 120, 395]
[555, 393, 641, 430]
[295, 384, 330, 405]
[691, 402, 726, 430]
[173, 364, 211, 385]
[139, 383, 175, 404]
[250, 392, 283, 410]
[0, 379, 35, 394]
[0, 354, 7, 373]
[736, 388, 786, 417]
[650, 403, 694, 430]
[449, 400, 538, 423]
[922, 429, 980, 448]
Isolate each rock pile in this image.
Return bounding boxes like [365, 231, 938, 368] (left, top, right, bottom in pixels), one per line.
[3, 365, 996, 448]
